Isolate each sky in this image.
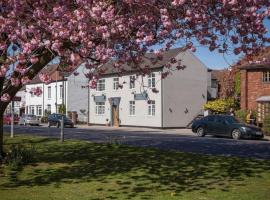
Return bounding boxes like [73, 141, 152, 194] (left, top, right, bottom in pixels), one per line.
[193, 20, 270, 70]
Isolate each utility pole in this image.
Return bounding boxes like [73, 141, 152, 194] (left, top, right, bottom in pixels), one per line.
[10, 101, 14, 138]
[60, 115, 64, 142]
[10, 44, 17, 138]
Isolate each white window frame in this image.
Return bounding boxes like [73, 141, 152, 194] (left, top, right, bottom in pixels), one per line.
[30, 106, 35, 115]
[37, 105, 42, 116]
[263, 71, 270, 83]
[59, 85, 63, 99]
[129, 101, 135, 116]
[148, 73, 156, 88]
[130, 76, 135, 89]
[47, 104, 51, 114]
[95, 102, 105, 115]
[148, 100, 155, 116]
[113, 77, 119, 90]
[96, 79, 105, 91]
[48, 86, 51, 99]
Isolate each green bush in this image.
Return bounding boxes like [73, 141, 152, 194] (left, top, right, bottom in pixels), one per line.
[4, 144, 36, 169]
[204, 98, 237, 114]
[263, 114, 270, 136]
[235, 110, 257, 123]
[58, 104, 66, 114]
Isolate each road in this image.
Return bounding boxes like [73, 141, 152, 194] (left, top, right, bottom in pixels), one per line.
[3, 125, 270, 160]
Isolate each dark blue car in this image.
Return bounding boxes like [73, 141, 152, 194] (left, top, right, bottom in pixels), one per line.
[191, 115, 264, 140]
[48, 114, 74, 128]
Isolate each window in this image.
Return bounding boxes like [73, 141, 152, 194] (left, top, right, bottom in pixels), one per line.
[48, 86, 51, 99]
[263, 71, 270, 82]
[148, 73, 156, 88]
[95, 102, 105, 115]
[30, 106, 35, 115]
[60, 85, 63, 99]
[130, 76, 135, 89]
[148, 100, 155, 116]
[129, 101, 135, 116]
[47, 104, 51, 114]
[31, 88, 34, 97]
[258, 102, 270, 122]
[96, 79, 105, 91]
[37, 105, 42, 116]
[113, 78, 119, 90]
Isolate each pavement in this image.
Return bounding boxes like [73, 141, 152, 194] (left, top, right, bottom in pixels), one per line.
[3, 124, 270, 160]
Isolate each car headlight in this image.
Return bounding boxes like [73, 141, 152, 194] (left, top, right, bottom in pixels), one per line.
[241, 127, 251, 132]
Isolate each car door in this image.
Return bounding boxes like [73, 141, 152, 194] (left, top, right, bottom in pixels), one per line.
[212, 116, 230, 136]
[205, 115, 216, 134]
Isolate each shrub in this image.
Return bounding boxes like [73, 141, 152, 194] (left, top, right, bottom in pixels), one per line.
[204, 98, 237, 114]
[263, 114, 270, 136]
[4, 144, 36, 169]
[235, 110, 257, 123]
[235, 110, 248, 123]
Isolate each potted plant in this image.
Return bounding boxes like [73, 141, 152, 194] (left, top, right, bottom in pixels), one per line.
[106, 118, 110, 126]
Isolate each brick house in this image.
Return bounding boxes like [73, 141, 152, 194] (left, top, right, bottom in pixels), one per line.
[239, 47, 270, 123]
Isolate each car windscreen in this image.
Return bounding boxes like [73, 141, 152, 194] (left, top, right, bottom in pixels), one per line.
[26, 115, 36, 120]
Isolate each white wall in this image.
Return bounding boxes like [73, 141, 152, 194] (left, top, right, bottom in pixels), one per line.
[66, 64, 89, 122]
[162, 50, 208, 127]
[89, 72, 162, 127]
[25, 81, 66, 116]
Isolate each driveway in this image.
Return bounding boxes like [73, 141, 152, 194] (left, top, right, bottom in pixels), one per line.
[3, 125, 270, 160]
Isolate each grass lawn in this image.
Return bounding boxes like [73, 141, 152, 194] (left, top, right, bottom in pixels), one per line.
[0, 135, 270, 200]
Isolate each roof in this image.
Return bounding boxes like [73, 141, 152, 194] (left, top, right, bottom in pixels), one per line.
[29, 64, 79, 84]
[256, 96, 270, 102]
[238, 46, 270, 70]
[99, 48, 185, 76]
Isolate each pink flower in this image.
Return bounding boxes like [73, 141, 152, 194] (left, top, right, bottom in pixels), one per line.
[39, 73, 51, 84]
[1, 93, 11, 102]
[30, 56, 39, 64]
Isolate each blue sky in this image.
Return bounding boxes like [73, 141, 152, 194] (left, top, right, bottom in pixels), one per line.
[193, 20, 270, 70]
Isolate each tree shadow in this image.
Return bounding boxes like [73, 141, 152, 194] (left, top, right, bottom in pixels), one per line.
[1, 137, 270, 199]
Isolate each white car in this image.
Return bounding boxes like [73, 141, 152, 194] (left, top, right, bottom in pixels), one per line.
[19, 114, 40, 126]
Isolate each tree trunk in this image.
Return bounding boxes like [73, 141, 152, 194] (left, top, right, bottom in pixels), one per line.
[0, 111, 4, 160]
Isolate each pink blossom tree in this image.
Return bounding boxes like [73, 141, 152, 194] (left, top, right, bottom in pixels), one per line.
[0, 0, 269, 157]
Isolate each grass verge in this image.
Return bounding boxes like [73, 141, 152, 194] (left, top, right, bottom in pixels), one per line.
[0, 135, 270, 200]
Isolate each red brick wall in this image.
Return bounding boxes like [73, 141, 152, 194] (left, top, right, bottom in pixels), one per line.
[241, 69, 270, 110]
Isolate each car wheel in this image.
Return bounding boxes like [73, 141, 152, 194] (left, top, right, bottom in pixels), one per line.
[231, 129, 241, 140]
[196, 127, 205, 137]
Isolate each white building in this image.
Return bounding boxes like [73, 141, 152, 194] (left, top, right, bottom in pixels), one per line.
[25, 64, 89, 122]
[89, 48, 208, 128]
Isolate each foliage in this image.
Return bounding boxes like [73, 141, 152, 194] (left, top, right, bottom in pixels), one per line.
[234, 71, 241, 97]
[235, 110, 249, 123]
[204, 98, 237, 114]
[263, 114, 270, 136]
[1, 135, 270, 200]
[58, 104, 66, 115]
[235, 109, 257, 123]
[3, 144, 36, 169]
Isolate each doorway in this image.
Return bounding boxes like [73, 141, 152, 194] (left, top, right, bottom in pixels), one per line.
[112, 105, 119, 127]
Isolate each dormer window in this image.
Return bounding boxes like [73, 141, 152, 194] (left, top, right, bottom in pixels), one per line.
[263, 71, 270, 83]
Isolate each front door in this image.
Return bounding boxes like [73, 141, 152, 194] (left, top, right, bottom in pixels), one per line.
[112, 105, 119, 127]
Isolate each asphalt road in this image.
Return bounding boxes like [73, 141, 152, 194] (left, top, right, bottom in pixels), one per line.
[3, 125, 270, 160]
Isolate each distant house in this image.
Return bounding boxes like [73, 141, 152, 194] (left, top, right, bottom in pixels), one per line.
[89, 48, 208, 128]
[207, 69, 219, 100]
[239, 47, 270, 123]
[25, 64, 89, 122]
[5, 87, 26, 116]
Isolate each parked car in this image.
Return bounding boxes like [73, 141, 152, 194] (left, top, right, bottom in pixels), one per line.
[48, 114, 74, 128]
[191, 115, 264, 140]
[3, 114, 20, 125]
[19, 114, 40, 126]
